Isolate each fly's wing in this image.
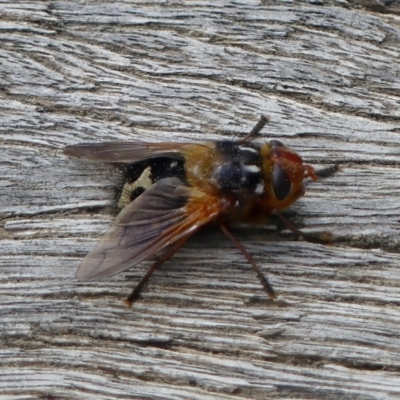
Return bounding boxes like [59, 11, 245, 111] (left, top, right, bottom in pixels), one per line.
[76, 177, 228, 281]
[64, 142, 190, 163]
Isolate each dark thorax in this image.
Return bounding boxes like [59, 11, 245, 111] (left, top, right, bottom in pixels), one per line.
[213, 141, 264, 199]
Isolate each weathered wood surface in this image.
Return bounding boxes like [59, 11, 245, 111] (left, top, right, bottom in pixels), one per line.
[1, 1, 400, 399]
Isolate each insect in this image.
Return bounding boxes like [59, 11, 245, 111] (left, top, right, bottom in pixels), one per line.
[64, 116, 318, 306]
[114, 157, 186, 210]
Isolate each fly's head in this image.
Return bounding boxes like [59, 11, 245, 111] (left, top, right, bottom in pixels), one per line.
[260, 140, 317, 210]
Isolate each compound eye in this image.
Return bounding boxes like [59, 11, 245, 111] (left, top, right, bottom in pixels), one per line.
[269, 139, 284, 147]
[272, 164, 291, 201]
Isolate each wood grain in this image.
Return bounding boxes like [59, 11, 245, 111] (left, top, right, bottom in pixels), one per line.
[1, 1, 400, 399]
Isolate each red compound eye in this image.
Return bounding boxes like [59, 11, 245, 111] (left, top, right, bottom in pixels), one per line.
[272, 164, 292, 201]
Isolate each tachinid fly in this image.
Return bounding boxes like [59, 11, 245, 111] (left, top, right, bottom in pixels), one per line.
[64, 116, 318, 306]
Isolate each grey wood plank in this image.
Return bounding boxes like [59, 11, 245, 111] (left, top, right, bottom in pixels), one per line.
[1, 1, 400, 399]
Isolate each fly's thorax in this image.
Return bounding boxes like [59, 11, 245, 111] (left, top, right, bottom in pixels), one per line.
[184, 142, 220, 192]
[211, 142, 265, 198]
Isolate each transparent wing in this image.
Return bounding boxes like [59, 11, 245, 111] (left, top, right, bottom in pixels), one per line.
[76, 177, 227, 281]
[64, 142, 189, 163]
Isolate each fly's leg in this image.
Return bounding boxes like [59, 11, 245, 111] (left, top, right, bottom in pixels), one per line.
[219, 223, 277, 300]
[125, 233, 193, 307]
[236, 115, 269, 144]
[274, 210, 332, 244]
